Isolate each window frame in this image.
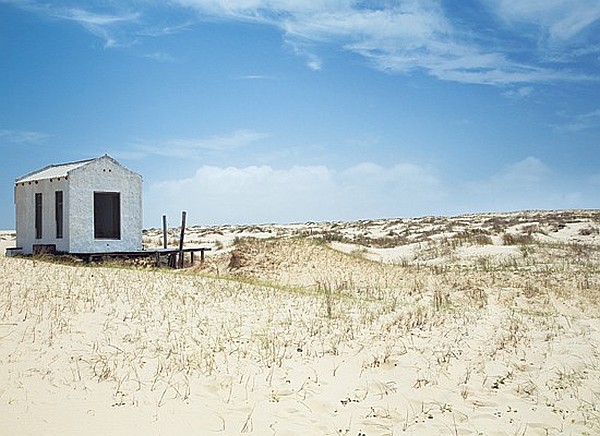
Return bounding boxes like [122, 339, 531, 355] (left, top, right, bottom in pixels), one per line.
[55, 191, 63, 239]
[93, 192, 121, 240]
[35, 193, 42, 239]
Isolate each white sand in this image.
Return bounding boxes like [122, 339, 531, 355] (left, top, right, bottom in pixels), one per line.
[1, 210, 599, 435]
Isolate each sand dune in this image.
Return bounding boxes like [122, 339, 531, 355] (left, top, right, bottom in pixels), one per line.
[1, 210, 599, 435]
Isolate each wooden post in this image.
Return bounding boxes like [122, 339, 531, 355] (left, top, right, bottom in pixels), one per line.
[201, 249, 205, 263]
[162, 215, 168, 249]
[178, 211, 187, 269]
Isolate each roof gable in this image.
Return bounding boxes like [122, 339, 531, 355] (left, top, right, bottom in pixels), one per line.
[15, 155, 139, 183]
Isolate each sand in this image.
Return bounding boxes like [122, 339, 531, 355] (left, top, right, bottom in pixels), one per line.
[1, 210, 599, 435]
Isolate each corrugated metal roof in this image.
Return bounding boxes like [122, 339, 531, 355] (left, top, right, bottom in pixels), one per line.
[16, 158, 95, 183]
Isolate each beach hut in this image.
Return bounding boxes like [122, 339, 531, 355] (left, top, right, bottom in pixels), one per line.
[12, 155, 142, 255]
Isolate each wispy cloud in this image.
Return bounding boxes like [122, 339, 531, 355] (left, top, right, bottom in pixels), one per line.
[0, 129, 49, 145]
[2, 1, 139, 47]
[502, 86, 534, 99]
[134, 20, 194, 38]
[143, 51, 175, 63]
[489, 0, 600, 40]
[63, 8, 138, 27]
[55, 8, 140, 48]
[171, 0, 600, 85]
[284, 38, 324, 71]
[233, 74, 278, 80]
[5, 0, 599, 84]
[554, 109, 600, 133]
[128, 130, 269, 159]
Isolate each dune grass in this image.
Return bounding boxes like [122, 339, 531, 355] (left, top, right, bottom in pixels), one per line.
[1, 210, 599, 435]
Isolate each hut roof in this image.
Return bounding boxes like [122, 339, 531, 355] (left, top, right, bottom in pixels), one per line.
[16, 158, 94, 183]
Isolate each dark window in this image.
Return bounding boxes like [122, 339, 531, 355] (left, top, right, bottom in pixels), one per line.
[55, 191, 63, 239]
[35, 193, 42, 239]
[94, 192, 121, 239]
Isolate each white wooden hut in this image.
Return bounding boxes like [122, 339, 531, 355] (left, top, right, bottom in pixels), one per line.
[13, 155, 142, 255]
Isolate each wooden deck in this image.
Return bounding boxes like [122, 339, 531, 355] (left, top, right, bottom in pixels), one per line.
[73, 247, 211, 268]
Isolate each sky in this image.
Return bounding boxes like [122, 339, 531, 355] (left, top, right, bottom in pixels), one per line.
[1, 0, 599, 229]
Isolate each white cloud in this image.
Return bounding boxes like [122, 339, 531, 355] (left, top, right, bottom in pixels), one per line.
[171, 0, 598, 84]
[142, 51, 175, 62]
[0, 129, 49, 144]
[461, 157, 562, 212]
[502, 86, 534, 99]
[6, 0, 598, 84]
[282, 4, 450, 42]
[554, 109, 600, 133]
[59, 8, 140, 48]
[143, 158, 600, 226]
[144, 161, 445, 225]
[235, 74, 277, 80]
[306, 56, 322, 71]
[440, 157, 598, 215]
[64, 8, 138, 27]
[2, 1, 139, 47]
[490, 0, 600, 40]
[284, 38, 324, 71]
[130, 130, 269, 158]
[468, 156, 550, 193]
[494, 156, 551, 185]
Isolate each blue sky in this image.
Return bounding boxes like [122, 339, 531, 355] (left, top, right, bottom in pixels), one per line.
[1, 0, 599, 228]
